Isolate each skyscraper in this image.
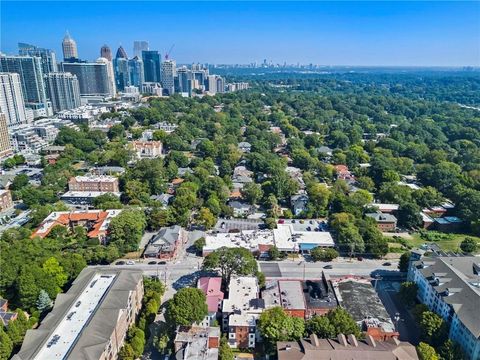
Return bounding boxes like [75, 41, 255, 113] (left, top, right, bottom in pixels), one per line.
[62, 31, 78, 61]
[96, 57, 116, 96]
[45, 72, 81, 113]
[176, 66, 190, 94]
[0, 55, 48, 110]
[18, 42, 58, 74]
[133, 41, 149, 57]
[161, 60, 176, 95]
[61, 62, 110, 97]
[100, 45, 112, 61]
[116, 46, 128, 60]
[0, 113, 13, 158]
[142, 50, 161, 83]
[0, 73, 28, 127]
[128, 56, 144, 89]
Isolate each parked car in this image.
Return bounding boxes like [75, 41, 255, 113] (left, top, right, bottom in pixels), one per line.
[383, 262, 392, 266]
[115, 261, 125, 265]
[158, 261, 167, 265]
[126, 260, 135, 265]
[148, 261, 157, 265]
[357, 257, 364, 261]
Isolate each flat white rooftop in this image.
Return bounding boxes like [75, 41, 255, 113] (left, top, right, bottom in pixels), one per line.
[204, 229, 273, 253]
[33, 273, 116, 360]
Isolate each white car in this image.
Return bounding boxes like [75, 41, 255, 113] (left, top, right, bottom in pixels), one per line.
[126, 260, 135, 265]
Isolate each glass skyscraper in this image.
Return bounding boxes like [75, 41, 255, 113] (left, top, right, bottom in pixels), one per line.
[142, 50, 161, 83]
[18, 42, 58, 74]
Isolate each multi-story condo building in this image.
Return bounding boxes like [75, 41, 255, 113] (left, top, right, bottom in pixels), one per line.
[131, 140, 163, 159]
[408, 256, 480, 360]
[0, 55, 49, 112]
[222, 277, 264, 348]
[133, 40, 149, 57]
[0, 113, 12, 157]
[32, 209, 122, 241]
[18, 42, 58, 74]
[96, 57, 116, 96]
[142, 50, 161, 83]
[62, 62, 110, 97]
[161, 60, 176, 95]
[0, 73, 28, 127]
[206, 75, 225, 94]
[45, 72, 81, 113]
[12, 267, 143, 360]
[62, 31, 78, 61]
[68, 175, 119, 192]
[0, 190, 13, 212]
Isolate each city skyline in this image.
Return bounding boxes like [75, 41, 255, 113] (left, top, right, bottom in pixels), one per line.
[1, 1, 479, 66]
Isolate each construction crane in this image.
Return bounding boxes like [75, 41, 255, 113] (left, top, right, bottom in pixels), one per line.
[165, 44, 175, 60]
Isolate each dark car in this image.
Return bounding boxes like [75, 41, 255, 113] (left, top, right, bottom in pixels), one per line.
[148, 261, 157, 265]
[158, 261, 167, 265]
[357, 257, 364, 261]
[383, 262, 392, 266]
[323, 264, 333, 269]
[115, 261, 125, 265]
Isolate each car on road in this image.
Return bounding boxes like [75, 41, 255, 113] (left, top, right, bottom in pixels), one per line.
[357, 256, 364, 261]
[158, 261, 166, 265]
[115, 261, 125, 265]
[126, 260, 135, 265]
[323, 264, 333, 269]
[383, 262, 392, 266]
[148, 261, 157, 265]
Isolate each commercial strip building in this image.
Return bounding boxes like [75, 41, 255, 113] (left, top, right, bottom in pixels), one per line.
[31, 209, 122, 243]
[204, 219, 334, 257]
[262, 274, 338, 319]
[12, 267, 143, 360]
[222, 277, 264, 349]
[331, 276, 398, 341]
[408, 256, 480, 360]
[277, 333, 419, 360]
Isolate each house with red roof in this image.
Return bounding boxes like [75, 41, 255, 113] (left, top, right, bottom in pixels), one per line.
[197, 277, 224, 327]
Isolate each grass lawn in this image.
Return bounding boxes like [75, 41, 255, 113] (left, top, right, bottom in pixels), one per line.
[408, 232, 480, 253]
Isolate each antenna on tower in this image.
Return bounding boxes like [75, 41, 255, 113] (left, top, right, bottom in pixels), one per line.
[165, 44, 175, 60]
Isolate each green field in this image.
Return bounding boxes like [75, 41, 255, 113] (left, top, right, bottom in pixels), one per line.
[388, 231, 480, 254]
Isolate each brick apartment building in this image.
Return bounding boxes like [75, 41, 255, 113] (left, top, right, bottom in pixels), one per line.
[0, 189, 13, 212]
[68, 175, 119, 193]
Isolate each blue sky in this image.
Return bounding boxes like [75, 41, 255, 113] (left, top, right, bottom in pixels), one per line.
[1, 1, 479, 66]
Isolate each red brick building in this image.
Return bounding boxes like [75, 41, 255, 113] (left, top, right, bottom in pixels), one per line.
[68, 175, 119, 192]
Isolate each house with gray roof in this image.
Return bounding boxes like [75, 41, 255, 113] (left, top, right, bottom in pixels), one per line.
[144, 225, 187, 259]
[408, 256, 480, 360]
[12, 267, 143, 360]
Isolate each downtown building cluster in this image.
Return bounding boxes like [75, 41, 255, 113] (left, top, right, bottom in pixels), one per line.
[0, 33, 248, 157]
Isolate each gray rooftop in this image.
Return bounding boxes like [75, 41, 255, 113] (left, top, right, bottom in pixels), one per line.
[365, 213, 397, 223]
[213, 218, 264, 233]
[12, 267, 143, 360]
[414, 256, 480, 337]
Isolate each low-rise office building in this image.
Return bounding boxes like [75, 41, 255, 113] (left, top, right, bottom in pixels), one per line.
[408, 256, 480, 360]
[13, 267, 143, 360]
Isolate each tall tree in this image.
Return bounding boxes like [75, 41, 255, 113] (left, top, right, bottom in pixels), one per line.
[202, 247, 257, 287]
[166, 288, 208, 326]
